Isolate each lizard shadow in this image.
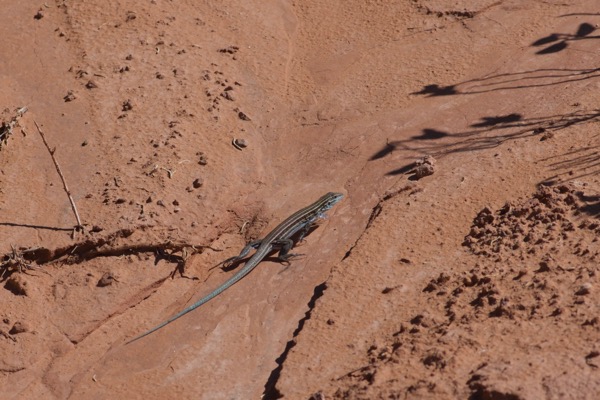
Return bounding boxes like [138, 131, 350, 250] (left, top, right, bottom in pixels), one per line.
[217, 224, 320, 272]
[153, 249, 196, 280]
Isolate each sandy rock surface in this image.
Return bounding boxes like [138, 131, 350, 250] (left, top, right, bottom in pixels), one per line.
[1, 1, 599, 399]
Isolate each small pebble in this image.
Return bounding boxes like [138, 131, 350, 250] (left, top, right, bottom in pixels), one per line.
[198, 154, 208, 165]
[232, 138, 247, 150]
[411, 155, 436, 180]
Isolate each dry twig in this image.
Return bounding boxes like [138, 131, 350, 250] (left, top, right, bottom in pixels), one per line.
[33, 120, 83, 234]
[12, 228, 220, 265]
[0, 245, 34, 279]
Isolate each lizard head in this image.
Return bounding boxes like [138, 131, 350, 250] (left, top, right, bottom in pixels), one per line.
[321, 192, 344, 211]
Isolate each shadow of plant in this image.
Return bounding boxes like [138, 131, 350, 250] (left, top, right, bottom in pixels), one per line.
[373, 109, 600, 177]
[539, 144, 600, 187]
[532, 22, 598, 54]
[411, 67, 600, 97]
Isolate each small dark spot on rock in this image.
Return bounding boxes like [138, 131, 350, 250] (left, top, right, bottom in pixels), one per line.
[513, 270, 527, 280]
[218, 45, 239, 54]
[221, 91, 234, 101]
[5, 275, 29, 296]
[122, 99, 133, 111]
[423, 282, 437, 292]
[551, 308, 563, 317]
[64, 90, 77, 102]
[586, 351, 600, 368]
[9, 321, 29, 335]
[422, 350, 445, 369]
[540, 131, 554, 141]
[85, 80, 98, 89]
[97, 272, 116, 287]
[238, 111, 250, 121]
[575, 283, 592, 296]
[536, 261, 551, 273]
[463, 274, 479, 287]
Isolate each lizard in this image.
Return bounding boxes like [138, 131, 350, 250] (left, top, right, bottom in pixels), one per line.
[126, 192, 344, 343]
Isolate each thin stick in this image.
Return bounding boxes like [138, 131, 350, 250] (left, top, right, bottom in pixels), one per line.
[33, 120, 83, 231]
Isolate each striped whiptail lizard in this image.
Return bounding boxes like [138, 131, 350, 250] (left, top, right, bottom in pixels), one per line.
[127, 192, 344, 343]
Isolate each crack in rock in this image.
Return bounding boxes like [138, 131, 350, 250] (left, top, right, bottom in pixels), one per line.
[263, 282, 328, 399]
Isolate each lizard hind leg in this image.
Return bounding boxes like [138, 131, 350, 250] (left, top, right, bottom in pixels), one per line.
[272, 239, 304, 265]
[220, 239, 262, 268]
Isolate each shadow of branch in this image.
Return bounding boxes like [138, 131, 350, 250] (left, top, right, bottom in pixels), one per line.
[0, 222, 74, 231]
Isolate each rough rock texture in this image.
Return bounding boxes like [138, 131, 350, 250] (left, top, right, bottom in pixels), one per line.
[1, 0, 599, 399]
[327, 184, 600, 399]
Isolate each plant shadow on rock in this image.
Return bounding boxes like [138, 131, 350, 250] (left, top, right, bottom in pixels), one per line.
[373, 109, 600, 177]
[531, 22, 598, 55]
[373, 20, 600, 178]
[539, 144, 600, 191]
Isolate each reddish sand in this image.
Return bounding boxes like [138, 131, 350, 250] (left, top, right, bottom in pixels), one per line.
[1, 1, 599, 399]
